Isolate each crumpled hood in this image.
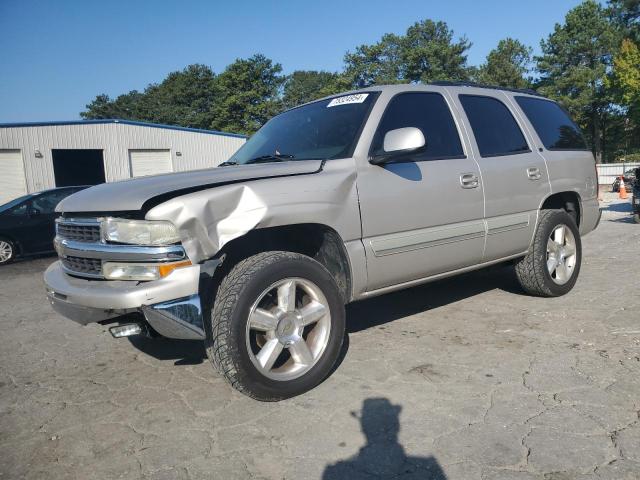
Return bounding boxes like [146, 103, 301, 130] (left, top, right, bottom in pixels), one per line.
[56, 160, 324, 213]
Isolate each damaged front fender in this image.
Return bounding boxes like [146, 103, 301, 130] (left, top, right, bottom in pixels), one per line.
[144, 158, 362, 264]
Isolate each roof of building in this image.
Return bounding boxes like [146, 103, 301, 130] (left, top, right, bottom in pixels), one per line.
[0, 118, 247, 139]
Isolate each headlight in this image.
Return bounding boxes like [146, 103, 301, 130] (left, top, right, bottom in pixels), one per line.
[103, 260, 192, 281]
[102, 219, 180, 246]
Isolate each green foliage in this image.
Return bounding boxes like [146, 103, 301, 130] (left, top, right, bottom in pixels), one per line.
[81, 65, 217, 129]
[81, 91, 147, 121]
[536, 0, 620, 161]
[609, 38, 640, 108]
[209, 54, 284, 135]
[282, 71, 345, 109]
[608, 0, 640, 43]
[343, 20, 471, 87]
[475, 38, 532, 89]
[79, 2, 640, 159]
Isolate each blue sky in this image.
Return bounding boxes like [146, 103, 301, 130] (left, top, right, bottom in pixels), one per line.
[0, 0, 585, 122]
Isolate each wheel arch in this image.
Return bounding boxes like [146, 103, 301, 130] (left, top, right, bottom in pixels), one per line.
[212, 223, 353, 303]
[539, 191, 582, 227]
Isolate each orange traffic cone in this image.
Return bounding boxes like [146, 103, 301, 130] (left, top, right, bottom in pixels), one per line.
[619, 176, 628, 199]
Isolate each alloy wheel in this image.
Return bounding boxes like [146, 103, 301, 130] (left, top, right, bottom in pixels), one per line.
[0, 241, 13, 264]
[546, 224, 577, 285]
[245, 277, 331, 381]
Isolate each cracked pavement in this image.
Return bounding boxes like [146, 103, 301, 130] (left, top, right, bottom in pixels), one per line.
[1, 194, 639, 480]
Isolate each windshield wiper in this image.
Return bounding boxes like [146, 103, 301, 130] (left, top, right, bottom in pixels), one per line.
[245, 154, 295, 164]
[218, 160, 238, 167]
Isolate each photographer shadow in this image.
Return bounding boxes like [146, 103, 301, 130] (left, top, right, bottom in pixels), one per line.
[323, 398, 446, 480]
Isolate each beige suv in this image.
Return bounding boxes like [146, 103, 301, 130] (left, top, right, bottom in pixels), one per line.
[46, 83, 600, 400]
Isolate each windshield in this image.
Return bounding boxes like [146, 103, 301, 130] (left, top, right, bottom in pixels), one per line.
[0, 193, 34, 213]
[228, 92, 378, 165]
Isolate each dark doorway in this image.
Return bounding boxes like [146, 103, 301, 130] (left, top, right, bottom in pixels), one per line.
[52, 149, 106, 187]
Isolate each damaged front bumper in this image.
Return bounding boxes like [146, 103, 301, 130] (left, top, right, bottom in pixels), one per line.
[44, 260, 220, 340]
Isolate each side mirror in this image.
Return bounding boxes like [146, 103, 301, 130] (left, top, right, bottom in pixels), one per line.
[370, 127, 426, 165]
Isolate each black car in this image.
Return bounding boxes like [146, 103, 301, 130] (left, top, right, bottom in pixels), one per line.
[0, 186, 89, 265]
[612, 168, 636, 192]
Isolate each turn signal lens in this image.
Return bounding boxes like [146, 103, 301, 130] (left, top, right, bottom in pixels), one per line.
[103, 260, 192, 281]
[158, 260, 193, 278]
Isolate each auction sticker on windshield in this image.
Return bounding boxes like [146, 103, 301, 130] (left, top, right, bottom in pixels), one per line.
[327, 93, 369, 107]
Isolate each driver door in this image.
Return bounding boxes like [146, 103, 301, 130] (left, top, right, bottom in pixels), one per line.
[356, 91, 485, 291]
[25, 190, 68, 251]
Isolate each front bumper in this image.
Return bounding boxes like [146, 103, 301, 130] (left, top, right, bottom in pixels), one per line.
[44, 261, 213, 339]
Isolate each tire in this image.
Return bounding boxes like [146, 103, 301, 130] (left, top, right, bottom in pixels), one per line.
[514, 209, 582, 297]
[0, 238, 16, 265]
[634, 213, 640, 224]
[205, 251, 346, 401]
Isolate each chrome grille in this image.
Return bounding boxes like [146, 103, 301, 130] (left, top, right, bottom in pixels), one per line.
[61, 255, 102, 277]
[57, 221, 101, 242]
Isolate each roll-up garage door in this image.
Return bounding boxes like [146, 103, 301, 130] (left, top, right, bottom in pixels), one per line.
[0, 150, 28, 205]
[129, 149, 172, 178]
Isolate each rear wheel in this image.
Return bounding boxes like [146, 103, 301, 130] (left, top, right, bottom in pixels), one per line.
[515, 209, 582, 297]
[0, 238, 16, 265]
[205, 251, 345, 401]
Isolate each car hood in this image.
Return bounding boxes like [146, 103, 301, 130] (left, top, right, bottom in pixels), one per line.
[56, 160, 324, 213]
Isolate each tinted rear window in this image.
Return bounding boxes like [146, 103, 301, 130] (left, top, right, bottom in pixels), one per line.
[459, 95, 529, 157]
[515, 96, 587, 150]
[371, 92, 464, 160]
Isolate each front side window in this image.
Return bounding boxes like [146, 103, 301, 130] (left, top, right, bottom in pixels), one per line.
[31, 190, 70, 214]
[515, 96, 587, 150]
[228, 93, 378, 165]
[8, 203, 28, 216]
[459, 95, 529, 157]
[370, 92, 464, 160]
[0, 193, 33, 213]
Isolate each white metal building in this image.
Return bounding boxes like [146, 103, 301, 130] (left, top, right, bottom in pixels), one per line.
[0, 119, 246, 204]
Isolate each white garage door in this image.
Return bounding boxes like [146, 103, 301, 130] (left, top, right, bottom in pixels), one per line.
[0, 150, 28, 205]
[129, 149, 172, 178]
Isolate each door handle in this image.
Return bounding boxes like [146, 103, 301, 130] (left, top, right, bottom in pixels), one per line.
[527, 167, 542, 180]
[460, 173, 479, 189]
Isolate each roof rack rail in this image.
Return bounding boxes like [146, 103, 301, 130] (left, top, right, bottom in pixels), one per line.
[429, 81, 543, 97]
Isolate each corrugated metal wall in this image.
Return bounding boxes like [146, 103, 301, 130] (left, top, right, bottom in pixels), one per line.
[0, 123, 245, 192]
[596, 163, 640, 186]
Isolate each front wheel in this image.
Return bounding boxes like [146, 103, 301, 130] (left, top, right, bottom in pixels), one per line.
[205, 251, 345, 401]
[514, 209, 582, 297]
[0, 238, 16, 265]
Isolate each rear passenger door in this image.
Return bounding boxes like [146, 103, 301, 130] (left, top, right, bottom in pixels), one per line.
[512, 96, 597, 214]
[454, 92, 551, 261]
[357, 91, 485, 291]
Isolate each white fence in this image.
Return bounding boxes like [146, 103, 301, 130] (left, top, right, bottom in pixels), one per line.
[597, 163, 640, 186]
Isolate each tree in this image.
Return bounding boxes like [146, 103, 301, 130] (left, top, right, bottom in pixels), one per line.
[142, 64, 218, 129]
[209, 54, 284, 135]
[401, 20, 472, 83]
[81, 91, 147, 120]
[608, 38, 640, 156]
[343, 19, 472, 87]
[610, 38, 640, 107]
[536, 0, 620, 162]
[81, 65, 217, 129]
[343, 33, 405, 87]
[609, 0, 640, 43]
[476, 38, 532, 89]
[282, 70, 345, 109]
